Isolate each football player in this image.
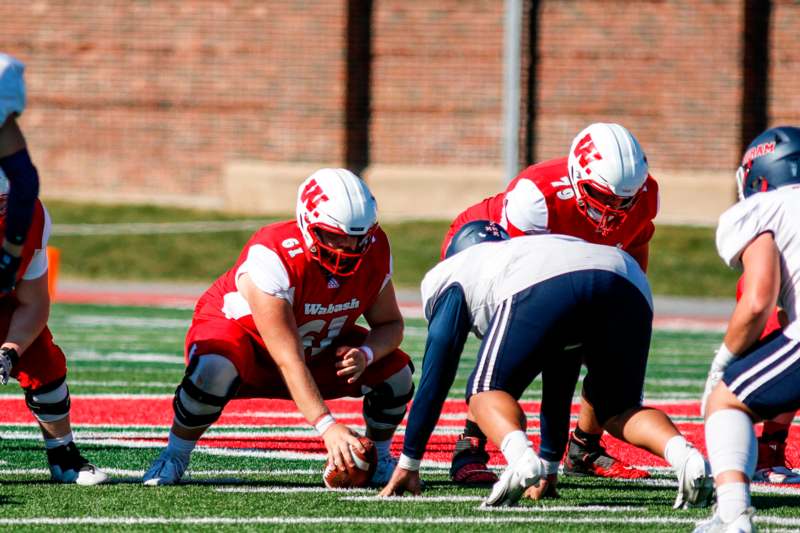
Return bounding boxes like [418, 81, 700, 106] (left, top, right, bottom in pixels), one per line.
[0, 54, 41, 295]
[696, 126, 800, 532]
[382, 221, 712, 509]
[441, 123, 657, 486]
[143, 169, 413, 486]
[0, 170, 106, 484]
[714, 279, 799, 485]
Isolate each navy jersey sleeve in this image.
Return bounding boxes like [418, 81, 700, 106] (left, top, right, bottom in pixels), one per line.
[0, 149, 40, 245]
[402, 284, 472, 460]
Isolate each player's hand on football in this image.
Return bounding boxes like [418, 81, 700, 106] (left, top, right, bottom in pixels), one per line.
[524, 473, 559, 500]
[378, 466, 422, 497]
[322, 423, 365, 471]
[335, 346, 367, 384]
[0, 248, 21, 296]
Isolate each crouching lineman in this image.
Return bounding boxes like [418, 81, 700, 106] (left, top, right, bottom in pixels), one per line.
[440, 123, 658, 484]
[696, 126, 800, 532]
[0, 53, 106, 486]
[383, 221, 713, 508]
[143, 169, 413, 486]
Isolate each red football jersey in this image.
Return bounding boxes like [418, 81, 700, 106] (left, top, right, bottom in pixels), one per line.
[193, 220, 392, 359]
[0, 199, 47, 282]
[442, 157, 659, 266]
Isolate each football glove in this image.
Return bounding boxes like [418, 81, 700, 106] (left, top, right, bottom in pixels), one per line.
[0, 248, 21, 295]
[0, 346, 19, 385]
[0, 53, 26, 124]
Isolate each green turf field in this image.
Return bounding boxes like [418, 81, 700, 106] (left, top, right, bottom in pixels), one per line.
[43, 200, 740, 297]
[1, 303, 798, 532]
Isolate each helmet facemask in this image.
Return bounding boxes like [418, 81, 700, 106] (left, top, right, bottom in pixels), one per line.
[308, 223, 376, 277]
[573, 176, 640, 236]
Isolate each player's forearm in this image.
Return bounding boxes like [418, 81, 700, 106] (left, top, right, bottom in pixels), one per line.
[4, 298, 48, 354]
[275, 357, 330, 424]
[402, 288, 471, 459]
[359, 318, 403, 363]
[402, 336, 462, 459]
[724, 302, 773, 355]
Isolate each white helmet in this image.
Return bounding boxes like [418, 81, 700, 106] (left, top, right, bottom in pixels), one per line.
[296, 168, 378, 276]
[567, 123, 649, 235]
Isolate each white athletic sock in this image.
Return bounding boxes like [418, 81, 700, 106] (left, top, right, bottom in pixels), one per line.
[500, 430, 531, 465]
[706, 409, 757, 478]
[44, 432, 74, 449]
[717, 482, 750, 523]
[373, 439, 392, 460]
[663, 435, 691, 470]
[166, 432, 197, 460]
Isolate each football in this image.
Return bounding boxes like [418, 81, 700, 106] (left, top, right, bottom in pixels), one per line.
[322, 436, 377, 488]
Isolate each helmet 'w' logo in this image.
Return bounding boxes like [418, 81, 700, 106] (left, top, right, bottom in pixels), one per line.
[300, 179, 329, 214]
[573, 133, 603, 175]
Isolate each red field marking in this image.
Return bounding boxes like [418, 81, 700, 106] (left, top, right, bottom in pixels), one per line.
[0, 397, 702, 426]
[4, 396, 800, 470]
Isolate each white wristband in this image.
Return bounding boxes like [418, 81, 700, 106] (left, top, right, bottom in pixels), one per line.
[398, 453, 421, 471]
[314, 414, 336, 435]
[712, 343, 736, 370]
[359, 345, 375, 366]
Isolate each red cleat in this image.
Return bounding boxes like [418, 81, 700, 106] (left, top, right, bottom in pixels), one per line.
[449, 434, 498, 485]
[563, 432, 650, 479]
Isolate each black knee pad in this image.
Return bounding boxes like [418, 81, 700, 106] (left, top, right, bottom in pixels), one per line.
[25, 376, 70, 422]
[363, 367, 415, 426]
[173, 357, 240, 428]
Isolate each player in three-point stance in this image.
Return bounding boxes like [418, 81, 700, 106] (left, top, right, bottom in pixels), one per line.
[440, 123, 657, 488]
[0, 54, 106, 485]
[143, 169, 413, 486]
[382, 221, 713, 509]
[695, 126, 800, 532]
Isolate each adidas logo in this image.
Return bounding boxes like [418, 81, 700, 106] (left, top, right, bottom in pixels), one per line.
[327, 277, 339, 289]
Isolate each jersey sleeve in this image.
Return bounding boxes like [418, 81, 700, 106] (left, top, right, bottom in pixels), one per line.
[716, 198, 769, 269]
[502, 178, 549, 236]
[402, 283, 472, 460]
[21, 205, 51, 281]
[235, 244, 295, 303]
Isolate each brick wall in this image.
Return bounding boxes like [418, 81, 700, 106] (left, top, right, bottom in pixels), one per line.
[0, 0, 792, 216]
[770, 0, 800, 126]
[0, 0, 348, 206]
[535, 0, 743, 172]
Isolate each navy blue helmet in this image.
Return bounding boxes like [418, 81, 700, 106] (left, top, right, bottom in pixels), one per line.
[737, 126, 800, 199]
[444, 220, 510, 259]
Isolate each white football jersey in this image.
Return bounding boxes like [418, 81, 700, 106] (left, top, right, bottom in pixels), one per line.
[420, 234, 652, 337]
[717, 184, 800, 339]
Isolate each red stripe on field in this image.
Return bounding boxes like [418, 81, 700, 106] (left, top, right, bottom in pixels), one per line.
[0, 397, 702, 426]
[4, 396, 800, 469]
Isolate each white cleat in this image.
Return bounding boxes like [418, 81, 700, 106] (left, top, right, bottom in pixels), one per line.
[693, 507, 756, 533]
[370, 454, 398, 486]
[674, 449, 714, 509]
[143, 449, 189, 486]
[46, 442, 108, 486]
[482, 448, 542, 507]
